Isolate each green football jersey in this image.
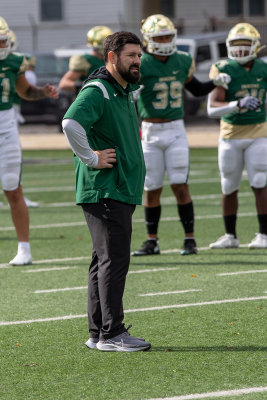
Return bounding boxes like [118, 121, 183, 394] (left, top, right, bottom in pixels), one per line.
[0, 53, 27, 110]
[83, 54, 105, 75]
[212, 58, 267, 125]
[69, 54, 105, 80]
[138, 51, 194, 120]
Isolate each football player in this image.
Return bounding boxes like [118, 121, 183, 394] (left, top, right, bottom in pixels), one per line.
[59, 25, 113, 93]
[0, 16, 58, 265]
[131, 14, 230, 256]
[9, 29, 39, 208]
[208, 23, 267, 249]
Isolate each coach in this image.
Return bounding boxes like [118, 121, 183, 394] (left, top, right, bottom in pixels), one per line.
[62, 31, 150, 352]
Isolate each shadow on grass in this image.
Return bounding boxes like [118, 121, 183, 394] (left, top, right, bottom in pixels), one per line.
[151, 345, 267, 352]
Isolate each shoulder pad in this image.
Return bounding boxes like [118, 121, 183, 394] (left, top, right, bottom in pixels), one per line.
[177, 50, 191, 57]
[69, 55, 91, 71]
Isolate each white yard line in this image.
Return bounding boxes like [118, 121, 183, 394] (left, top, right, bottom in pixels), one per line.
[0, 245, 253, 269]
[146, 386, 267, 400]
[0, 212, 257, 232]
[23, 186, 74, 193]
[134, 212, 256, 223]
[0, 221, 85, 231]
[35, 286, 87, 293]
[0, 192, 253, 209]
[23, 266, 179, 275]
[23, 266, 77, 273]
[139, 289, 202, 297]
[0, 256, 90, 269]
[1, 296, 266, 326]
[129, 267, 179, 273]
[218, 269, 267, 276]
[125, 296, 267, 313]
[33, 268, 180, 291]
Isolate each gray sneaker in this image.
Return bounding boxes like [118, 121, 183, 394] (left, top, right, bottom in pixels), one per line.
[85, 337, 98, 349]
[96, 331, 151, 352]
[131, 239, 160, 256]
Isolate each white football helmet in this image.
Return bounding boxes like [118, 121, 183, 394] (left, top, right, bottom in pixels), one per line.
[141, 14, 177, 56]
[87, 26, 113, 54]
[0, 16, 11, 60]
[226, 23, 261, 64]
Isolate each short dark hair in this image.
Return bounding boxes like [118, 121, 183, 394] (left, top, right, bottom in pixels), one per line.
[103, 31, 142, 62]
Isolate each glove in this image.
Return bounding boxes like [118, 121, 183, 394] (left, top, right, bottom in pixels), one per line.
[213, 73, 231, 90]
[238, 96, 260, 110]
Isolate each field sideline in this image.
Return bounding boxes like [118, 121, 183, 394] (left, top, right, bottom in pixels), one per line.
[0, 148, 266, 400]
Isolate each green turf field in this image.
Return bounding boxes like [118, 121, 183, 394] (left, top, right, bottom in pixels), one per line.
[0, 148, 266, 400]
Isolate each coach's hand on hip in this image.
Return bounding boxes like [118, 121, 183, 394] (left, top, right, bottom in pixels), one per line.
[95, 148, 117, 169]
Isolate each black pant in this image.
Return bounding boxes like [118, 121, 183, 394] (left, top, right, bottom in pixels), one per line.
[82, 199, 136, 340]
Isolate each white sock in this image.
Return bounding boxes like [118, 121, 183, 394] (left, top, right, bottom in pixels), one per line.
[18, 242, 31, 253]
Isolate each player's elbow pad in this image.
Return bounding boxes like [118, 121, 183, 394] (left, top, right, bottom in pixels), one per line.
[207, 99, 239, 118]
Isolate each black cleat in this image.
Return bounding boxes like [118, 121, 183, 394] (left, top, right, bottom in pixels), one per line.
[131, 239, 160, 256]
[180, 238, 197, 255]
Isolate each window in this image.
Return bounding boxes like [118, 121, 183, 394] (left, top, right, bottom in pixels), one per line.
[227, 0, 243, 16]
[160, 0, 174, 17]
[143, 0, 174, 18]
[196, 45, 211, 63]
[249, 0, 264, 16]
[218, 42, 227, 58]
[40, 0, 63, 21]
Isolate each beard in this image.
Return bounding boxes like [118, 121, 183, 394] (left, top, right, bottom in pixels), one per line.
[116, 57, 140, 84]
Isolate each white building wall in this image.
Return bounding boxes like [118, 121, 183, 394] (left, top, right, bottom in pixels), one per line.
[2, 0, 130, 53]
[2, 0, 267, 53]
[175, 0, 267, 35]
[175, 0, 226, 33]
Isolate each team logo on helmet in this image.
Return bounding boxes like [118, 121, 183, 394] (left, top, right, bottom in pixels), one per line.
[87, 26, 113, 54]
[141, 14, 177, 56]
[226, 23, 261, 64]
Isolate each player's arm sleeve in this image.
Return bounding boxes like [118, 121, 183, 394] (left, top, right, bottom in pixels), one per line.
[207, 94, 239, 118]
[207, 64, 238, 117]
[185, 76, 215, 97]
[62, 119, 98, 167]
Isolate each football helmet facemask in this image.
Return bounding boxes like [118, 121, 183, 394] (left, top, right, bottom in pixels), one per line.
[0, 16, 11, 60]
[226, 23, 261, 64]
[141, 14, 177, 56]
[87, 26, 113, 54]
